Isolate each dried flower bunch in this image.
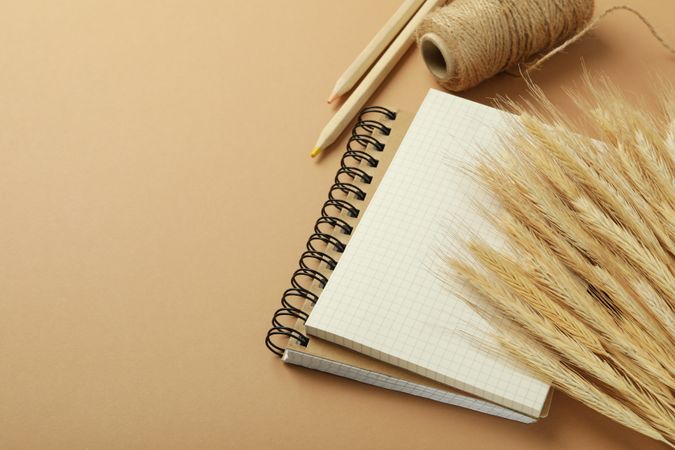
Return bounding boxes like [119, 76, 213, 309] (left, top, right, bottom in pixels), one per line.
[447, 77, 674, 446]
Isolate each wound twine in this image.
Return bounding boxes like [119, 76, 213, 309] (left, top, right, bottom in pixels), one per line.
[415, 0, 675, 92]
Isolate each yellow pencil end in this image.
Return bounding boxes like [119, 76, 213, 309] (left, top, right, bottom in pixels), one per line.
[310, 147, 321, 158]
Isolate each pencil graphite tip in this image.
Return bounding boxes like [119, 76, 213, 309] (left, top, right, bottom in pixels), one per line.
[327, 93, 338, 104]
[310, 147, 321, 158]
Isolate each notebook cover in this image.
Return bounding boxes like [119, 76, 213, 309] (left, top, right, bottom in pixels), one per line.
[267, 104, 550, 420]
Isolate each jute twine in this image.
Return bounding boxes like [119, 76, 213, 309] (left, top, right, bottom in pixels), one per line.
[415, 0, 675, 91]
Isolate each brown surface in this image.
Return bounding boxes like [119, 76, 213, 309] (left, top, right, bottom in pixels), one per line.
[0, 1, 672, 448]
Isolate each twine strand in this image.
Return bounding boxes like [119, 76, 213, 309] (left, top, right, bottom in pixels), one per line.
[526, 5, 675, 72]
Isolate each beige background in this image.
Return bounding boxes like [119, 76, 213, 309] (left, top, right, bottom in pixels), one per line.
[0, 1, 673, 448]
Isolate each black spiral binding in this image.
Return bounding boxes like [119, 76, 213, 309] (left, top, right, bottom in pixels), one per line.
[265, 106, 396, 356]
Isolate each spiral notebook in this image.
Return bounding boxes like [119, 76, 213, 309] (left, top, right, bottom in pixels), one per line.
[266, 89, 551, 422]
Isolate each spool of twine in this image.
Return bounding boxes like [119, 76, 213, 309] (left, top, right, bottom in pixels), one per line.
[416, 0, 674, 91]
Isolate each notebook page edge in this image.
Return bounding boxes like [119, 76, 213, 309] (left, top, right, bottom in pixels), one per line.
[306, 324, 546, 418]
[283, 347, 538, 423]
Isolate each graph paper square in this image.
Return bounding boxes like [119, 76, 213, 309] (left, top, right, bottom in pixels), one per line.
[305, 89, 550, 417]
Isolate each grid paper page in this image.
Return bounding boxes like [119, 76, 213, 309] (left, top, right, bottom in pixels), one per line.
[305, 89, 550, 417]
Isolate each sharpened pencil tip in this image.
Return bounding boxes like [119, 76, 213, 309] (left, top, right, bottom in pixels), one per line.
[310, 147, 321, 158]
[327, 94, 338, 104]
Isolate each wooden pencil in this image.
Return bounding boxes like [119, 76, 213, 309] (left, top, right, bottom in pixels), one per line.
[312, 0, 445, 158]
[327, 0, 426, 104]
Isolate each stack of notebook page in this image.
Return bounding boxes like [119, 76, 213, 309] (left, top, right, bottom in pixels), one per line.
[265, 89, 552, 423]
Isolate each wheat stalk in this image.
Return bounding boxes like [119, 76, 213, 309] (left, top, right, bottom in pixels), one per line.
[447, 76, 675, 446]
[499, 331, 670, 445]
